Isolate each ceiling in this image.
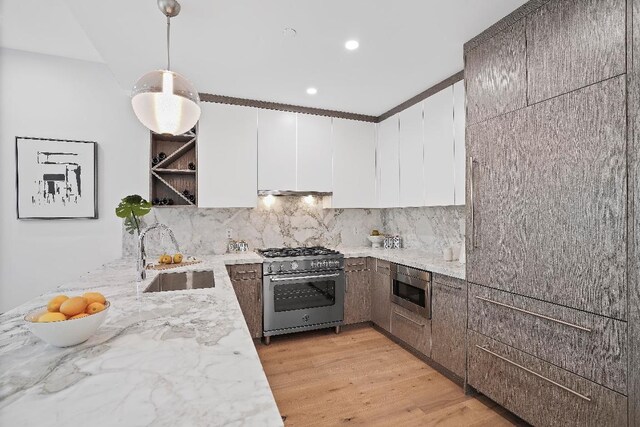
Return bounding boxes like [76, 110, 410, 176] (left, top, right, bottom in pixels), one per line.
[0, 0, 103, 63]
[2, 0, 526, 116]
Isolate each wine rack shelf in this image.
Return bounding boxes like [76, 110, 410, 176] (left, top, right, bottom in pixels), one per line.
[149, 127, 198, 207]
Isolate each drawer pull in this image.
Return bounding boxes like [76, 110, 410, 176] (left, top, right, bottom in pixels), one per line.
[395, 311, 425, 327]
[475, 296, 592, 333]
[236, 270, 257, 275]
[476, 345, 591, 402]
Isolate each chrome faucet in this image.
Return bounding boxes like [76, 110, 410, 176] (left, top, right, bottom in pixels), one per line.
[137, 223, 181, 281]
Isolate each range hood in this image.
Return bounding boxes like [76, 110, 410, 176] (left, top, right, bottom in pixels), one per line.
[258, 190, 333, 197]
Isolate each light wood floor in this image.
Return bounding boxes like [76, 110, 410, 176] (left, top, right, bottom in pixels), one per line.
[256, 326, 523, 427]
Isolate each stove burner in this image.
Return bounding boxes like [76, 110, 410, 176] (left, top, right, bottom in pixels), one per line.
[258, 246, 340, 258]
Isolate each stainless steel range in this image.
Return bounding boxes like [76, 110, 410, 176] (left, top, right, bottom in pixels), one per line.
[258, 246, 345, 344]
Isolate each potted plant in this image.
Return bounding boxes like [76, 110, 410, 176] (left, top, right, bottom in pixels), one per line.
[115, 195, 152, 235]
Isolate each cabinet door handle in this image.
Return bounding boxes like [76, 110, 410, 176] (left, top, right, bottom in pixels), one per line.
[345, 276, 349, 293]
[469, 156, 477, 249]
[475, 296, 591, 332]
[475, 345, 591, 402]
[395, 310, 425, 327]
[236, 270, 257, 275]
[348, 262, 366, 267]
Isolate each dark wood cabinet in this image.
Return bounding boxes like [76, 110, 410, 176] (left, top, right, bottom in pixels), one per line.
[466, 107, 528, 294]
[464, 19, 527, 125]
[227, 264, 263, 338]
[468, 330, 627, 427]
[468, 76, 627, 319]
[371, 259, 391, 332]
[390, 304, 430, 357]
[525, 76, 627, 319]
[344, 258, 371, 325]
[526, 0, 626, 104]
[431, 274, 467, 378]
[469, 283, 627, 394]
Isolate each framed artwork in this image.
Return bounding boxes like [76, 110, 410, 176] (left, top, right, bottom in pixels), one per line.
[15, 137, 98, 219]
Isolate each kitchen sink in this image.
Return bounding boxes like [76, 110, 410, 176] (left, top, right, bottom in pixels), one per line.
[143, 270, 215, 293]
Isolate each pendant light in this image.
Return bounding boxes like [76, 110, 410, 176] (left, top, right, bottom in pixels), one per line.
[131, 0, 201, 136]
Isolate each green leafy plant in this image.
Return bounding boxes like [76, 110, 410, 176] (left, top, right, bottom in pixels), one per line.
[115, 195, 152, 235]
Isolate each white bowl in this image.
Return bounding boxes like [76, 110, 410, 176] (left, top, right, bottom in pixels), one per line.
[24, 302, 110, 347]
[367, 235, 385, 248]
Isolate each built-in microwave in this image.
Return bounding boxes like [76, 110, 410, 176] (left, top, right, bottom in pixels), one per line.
[391, 264, 432, 319]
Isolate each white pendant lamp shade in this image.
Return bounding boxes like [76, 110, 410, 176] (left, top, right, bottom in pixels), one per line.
[131, 70, 201, 136]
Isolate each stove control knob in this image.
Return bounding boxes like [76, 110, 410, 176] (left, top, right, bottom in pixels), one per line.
[278, 263, 284, 272]
[311, 261, 317, 269]
[291, 261, 299, 270]
[267, 264, 273, 273]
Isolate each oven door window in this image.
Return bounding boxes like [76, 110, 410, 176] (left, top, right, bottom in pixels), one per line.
[274, 279, 336, 312]
[393, 279, 426, 308]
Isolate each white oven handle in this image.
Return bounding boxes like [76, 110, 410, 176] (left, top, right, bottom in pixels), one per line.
[270, 273, 341, 282]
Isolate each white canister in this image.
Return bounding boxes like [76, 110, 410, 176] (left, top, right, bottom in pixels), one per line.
[443, 247, 454, 262]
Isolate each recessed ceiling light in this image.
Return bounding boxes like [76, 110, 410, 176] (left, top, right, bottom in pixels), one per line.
[283, 28, 297, 38]
[345, 40, 359, 50]
[306, 87, 318, 95]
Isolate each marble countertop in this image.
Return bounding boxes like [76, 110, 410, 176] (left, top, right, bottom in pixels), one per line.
[0, 254, 282, 427]
[336, 247, 466, 280]
[0, 246, 463, 426]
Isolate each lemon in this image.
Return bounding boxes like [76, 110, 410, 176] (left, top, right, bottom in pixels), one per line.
[83, 292, 106, 305]
[59, 297, 88, 317]
[86, 302, 106, 315]
[69, 313, 89, 320]
[39, 312, 67, 322]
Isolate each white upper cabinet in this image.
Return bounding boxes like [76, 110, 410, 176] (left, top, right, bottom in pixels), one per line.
[424, 87, 455, 206]
[453, 81, 466, 205]
[198, 103, 258, 208]
[296, 114, 333, 192]
[258, 109, 297, 191]
[377, 114, 400, 208]
[332, 119, 377, 208]
[399, 102, 425, 207]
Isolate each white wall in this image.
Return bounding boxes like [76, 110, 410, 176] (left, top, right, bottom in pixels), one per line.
[0, 48, 148, 312]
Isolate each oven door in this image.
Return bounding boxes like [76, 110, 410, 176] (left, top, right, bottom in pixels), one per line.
[391, 272, 431, 319]
[263, 271, 345, 334]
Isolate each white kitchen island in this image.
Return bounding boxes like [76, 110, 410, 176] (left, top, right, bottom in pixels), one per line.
[0, 254, 283, 427]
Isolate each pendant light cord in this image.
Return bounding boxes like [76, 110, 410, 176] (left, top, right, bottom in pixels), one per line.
[166, 16, 171, 71]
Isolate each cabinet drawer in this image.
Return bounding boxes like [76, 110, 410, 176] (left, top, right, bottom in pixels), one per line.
[227, 264, 262, 281]
[375, 259, 391, 273]
[390, 304, 430, 357]
[468, 331, 627, 427]
[345, 257, 368, 272]
[468, 283, 627, 394]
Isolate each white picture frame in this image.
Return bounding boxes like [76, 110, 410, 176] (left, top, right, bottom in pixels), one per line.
[15, 137, 98, 219]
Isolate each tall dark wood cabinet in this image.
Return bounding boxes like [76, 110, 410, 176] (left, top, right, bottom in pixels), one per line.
[526, 0, 626, 104]
[464, 0, 632, 424]
[465, 19, 527, 125]
[628, 0, 640, 424]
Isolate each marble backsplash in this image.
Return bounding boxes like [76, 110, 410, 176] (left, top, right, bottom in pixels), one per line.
[122, 197, 465, 257]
